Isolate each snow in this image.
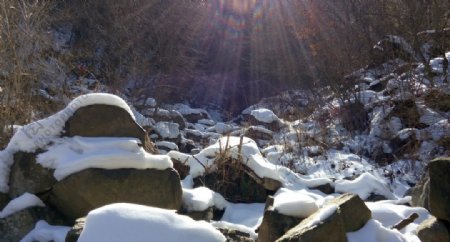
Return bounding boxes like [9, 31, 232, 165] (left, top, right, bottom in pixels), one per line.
[172, 103, 208, 117]
[0, 193, 45, 218]
[20, 220, 70, 242]
[37, 136, 172, 180]
[182, 187, 227, 212]
[366, 202, 430, 234]
[273, 188, 319, 218]
[307, 204, 338, 227]
[155, 141, 179, 151]
[335, 172, 395, 200]
[347, 219, 417, 242]
[0, 93, 137, 193]
[220, 203, 265, 230]
[154, 122, 180, 139]
[169, 136, 332, 189]
[78, 203, 226, 242]
[250, 108, 279, 123]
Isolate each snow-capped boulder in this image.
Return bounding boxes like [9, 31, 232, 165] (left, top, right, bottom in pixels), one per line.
[0, 195, 63, 242]
[8, 152, 56, 199]
[415, 216, 450, 242]
[244, 126, 274, 141]
[258, 196, 303, 242]
[48, 168, 182, 220]
[326, 193, 371, 232]
[64, 104, 158, 153]
[76, 203, 226, 242]
[242, 108, 284, 131]
[276, 205, 347, 242]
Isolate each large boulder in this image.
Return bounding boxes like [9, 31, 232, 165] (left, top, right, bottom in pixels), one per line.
[64, 104, 157, 153]
[276, 205, 347, 242]
[428, 158, 450, 222]
[8, 152, 56, 199]
[0, 207, 63, 242]
[48, 168, 182, 220]
[411, 157, 450, 222]
[416, 216, 450, 242]
[258, 197, 303, 242]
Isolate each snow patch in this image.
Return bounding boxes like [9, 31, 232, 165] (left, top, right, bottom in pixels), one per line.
[20, 220, 70, 242]
[78, 203, 226, 242]
[0, 193, 45, 218]
[37, 137, 172, 180]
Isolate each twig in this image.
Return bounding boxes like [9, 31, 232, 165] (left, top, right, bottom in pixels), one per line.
[391, 213, 419, 231]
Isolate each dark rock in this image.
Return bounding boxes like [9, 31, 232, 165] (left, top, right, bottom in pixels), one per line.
[416, 216, 450, 242]
[184, 112, 209, 124]
[428, 158, 450, 222]
[0, 193, 10, 211]
[366, 193, 388, 202]
[64, 104, 157, 154]
[193, 157, 281, 203]
[49, 168, 182, 220]
[179, 207, 214, 221]
[389, 130, 420, 159]
[65, 217, 85, 242]
[411, 173, 430, 210]
[171, 158, 190, 180]
[411, 158, 450, 222]
[326, 193, 371, 232]
[241, 114, 283, 132]
[311, 183, 334, 194]
[276, 205, 347, 242]
[370, 35, 417, 66]
[0, 206, 64, 242]
[389, 100, 421, 128]
[258, 196, 303, 242]
[218, 227, 255, 242]
[9, 152, 56, 199]
[244, 126, 273, 141]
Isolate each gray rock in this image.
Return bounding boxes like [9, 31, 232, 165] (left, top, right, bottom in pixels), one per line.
[0, 207, 63, 242]
[49, 168, 182, 220]
[218, 227, 254, 242]
[258, 196, 303, 242]
[8, 152, 56, 199]
[276, 205, 347, 242]
[326, 193, 371, 232]
[416, 216, 450, 242]
[428, 158, 450, 222]
[65, 217, 85, 242]
[64, 104, 157, 154]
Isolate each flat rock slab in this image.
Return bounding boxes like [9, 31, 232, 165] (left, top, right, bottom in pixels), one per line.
[276, 206, 347, 242]
[49, 168, 182, 220]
